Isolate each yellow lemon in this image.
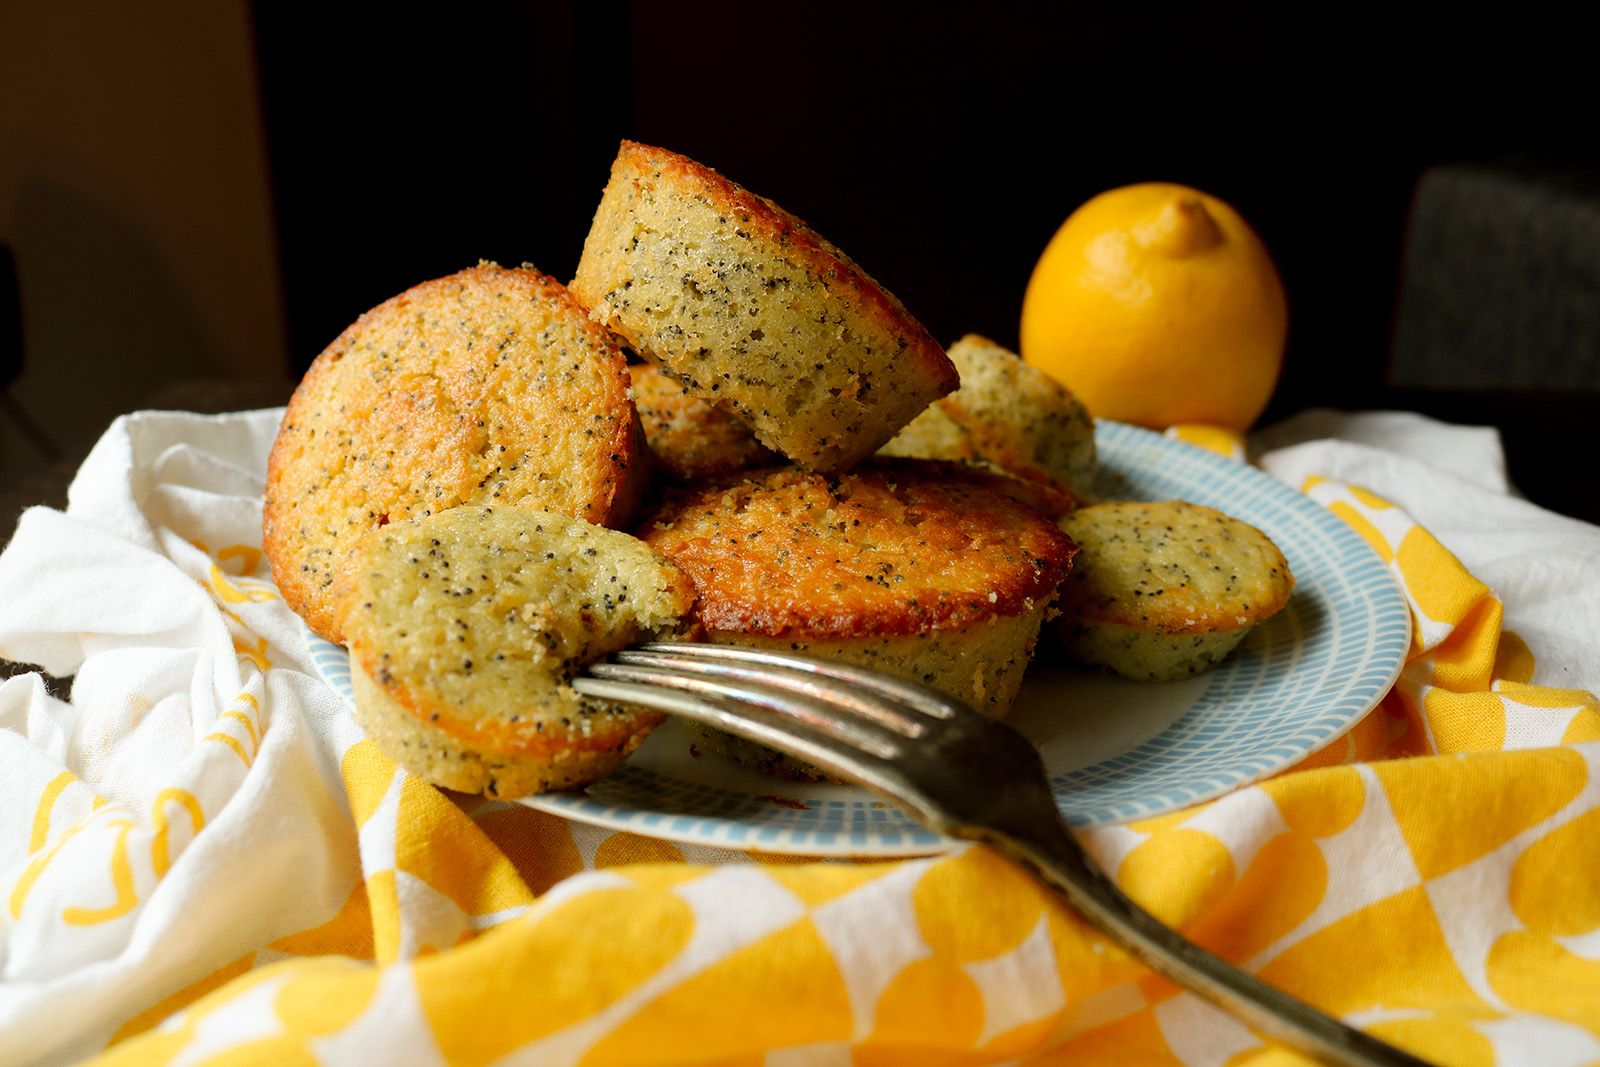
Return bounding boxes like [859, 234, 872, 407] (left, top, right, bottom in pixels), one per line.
[1019, 183, 1288, 431]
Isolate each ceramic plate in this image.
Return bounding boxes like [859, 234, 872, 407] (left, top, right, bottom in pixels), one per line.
[305, 420, 1410, 856]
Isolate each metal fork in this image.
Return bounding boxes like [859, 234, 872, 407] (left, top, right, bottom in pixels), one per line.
[574, 641, 1428, 1067]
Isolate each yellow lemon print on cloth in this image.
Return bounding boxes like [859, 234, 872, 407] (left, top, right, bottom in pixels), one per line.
[1020, 182, 1288, 431]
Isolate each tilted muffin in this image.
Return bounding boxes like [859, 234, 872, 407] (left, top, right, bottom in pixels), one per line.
[335, 507, 698, 798]
[1053, 500, 1294, 681]
[263, 263, 648, 643]
[880, 334, 1097, 503]
[571, 141, 959, 472]
[639, 460, 1078, 779]
[630, 363, 777, 483]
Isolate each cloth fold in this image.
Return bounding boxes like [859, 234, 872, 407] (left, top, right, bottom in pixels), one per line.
[1, 407, 1597, 1067]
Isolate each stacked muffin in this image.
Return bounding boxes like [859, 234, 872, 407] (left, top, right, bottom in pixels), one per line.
[571, 141, 959, 473]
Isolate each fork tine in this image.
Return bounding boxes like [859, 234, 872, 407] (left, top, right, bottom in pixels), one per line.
[633, 641, 963, 720]
[576, 662, 972, 828]
[610, 646, 929, 738]
[571, 675, 873, 783]
[575, 663, 904, 763]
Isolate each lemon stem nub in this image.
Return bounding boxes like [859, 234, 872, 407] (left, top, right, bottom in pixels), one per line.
[1132, 197, 1225, 257]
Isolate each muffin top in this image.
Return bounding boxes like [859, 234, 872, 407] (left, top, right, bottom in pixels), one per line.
[1056, 500, 1293, 634]
[263, 262, 644, 642]
[638, 460, 1077, 638]
[335, 506, 696, 754]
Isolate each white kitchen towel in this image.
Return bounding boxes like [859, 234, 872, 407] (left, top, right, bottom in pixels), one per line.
[1, 407, 1597, 1067]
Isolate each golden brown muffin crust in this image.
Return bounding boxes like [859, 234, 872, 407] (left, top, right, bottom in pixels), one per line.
[638, 461, 1077, 638]
[263, 263, 646, 642]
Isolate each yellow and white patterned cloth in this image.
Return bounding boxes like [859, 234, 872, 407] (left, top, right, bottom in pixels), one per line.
[1, 407, 1597, 1067]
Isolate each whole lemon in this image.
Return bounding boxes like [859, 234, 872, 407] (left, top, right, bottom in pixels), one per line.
[1019, 183, 1287, 431]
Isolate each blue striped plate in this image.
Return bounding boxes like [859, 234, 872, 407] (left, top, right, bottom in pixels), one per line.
[306, 420, 1410, 856]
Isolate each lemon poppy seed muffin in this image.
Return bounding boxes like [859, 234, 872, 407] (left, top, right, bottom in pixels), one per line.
[630, 363, 778, 483]
[1053, 500, 1294, 681]
[335, 507, 698, 798]
[928, 459, 1083, 524]
[263, 263, 648, 643]
[639, 461, 1078, 779]
[881, 334, 1097, 502]
[571, 141, 959, 472]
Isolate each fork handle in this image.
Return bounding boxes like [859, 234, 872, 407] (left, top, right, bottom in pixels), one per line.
[985, 818, 1431, 1067]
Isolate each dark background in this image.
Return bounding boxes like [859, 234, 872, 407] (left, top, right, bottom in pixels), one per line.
[4, 2, 1597, 527]
[252, 1, 1597, 426]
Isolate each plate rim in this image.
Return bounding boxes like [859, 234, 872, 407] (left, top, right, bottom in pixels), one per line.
[302, 420, 1411, 857]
